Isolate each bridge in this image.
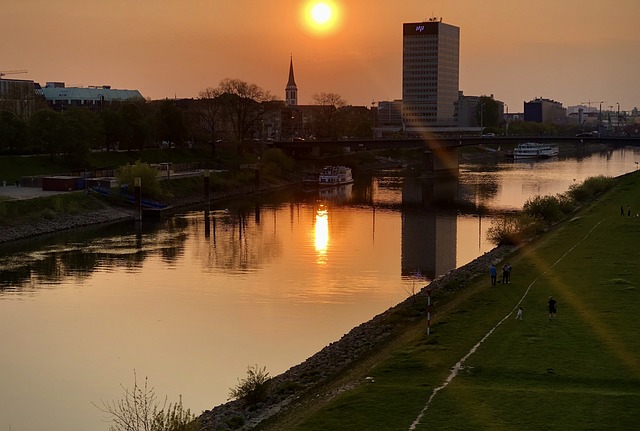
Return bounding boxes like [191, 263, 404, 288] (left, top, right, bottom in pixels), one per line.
[272, 135, 640, 177]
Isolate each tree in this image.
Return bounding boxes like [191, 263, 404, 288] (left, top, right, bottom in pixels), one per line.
[28, 109, 66, 156]
[475, 96, 500, 130]
[212, 78, 278, 154]
[63, 107, 104, 165]
[335, 105, 373, 138]
[312, 92, 347, 138]
[120, 102, 152, 151]
[101, 108, 127, 151]
[156, 100, 187, 148]
[312, 92, 346, 109]
[0, 110, 27, 152]
[198, 87, 224, 147]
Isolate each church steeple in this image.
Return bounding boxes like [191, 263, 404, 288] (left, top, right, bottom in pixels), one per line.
[285, 55, 298, 106]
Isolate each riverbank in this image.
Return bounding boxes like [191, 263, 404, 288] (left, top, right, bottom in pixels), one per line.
[196, 244, 515, 430]
[0, 174, 302, 245]
[234, 170, 639, 431]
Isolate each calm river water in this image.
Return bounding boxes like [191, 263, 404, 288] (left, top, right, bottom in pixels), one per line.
[1, 145, 639, 430]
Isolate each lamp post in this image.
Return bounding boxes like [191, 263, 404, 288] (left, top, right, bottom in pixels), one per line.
[479, 101, 484, 136]
[426, 287, 433, 335]
[504, 103, 509, 136]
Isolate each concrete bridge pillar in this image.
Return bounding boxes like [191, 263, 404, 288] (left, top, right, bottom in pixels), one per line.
[423, 147, 459, 177]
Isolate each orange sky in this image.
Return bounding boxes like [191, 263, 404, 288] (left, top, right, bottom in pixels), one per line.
[4, 0, 639, 112]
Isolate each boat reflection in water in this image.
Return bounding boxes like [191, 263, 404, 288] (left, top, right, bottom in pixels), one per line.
[318, 183, 353, 202]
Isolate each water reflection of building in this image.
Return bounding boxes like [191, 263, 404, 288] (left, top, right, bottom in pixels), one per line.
[400, 178, 458, 280]
[318, 183, 353, 202]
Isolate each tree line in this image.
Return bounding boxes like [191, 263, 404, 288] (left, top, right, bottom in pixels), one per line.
[0, 78, 375, 166]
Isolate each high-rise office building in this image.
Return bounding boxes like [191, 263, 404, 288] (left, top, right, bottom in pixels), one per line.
[402, 19, 460, 131]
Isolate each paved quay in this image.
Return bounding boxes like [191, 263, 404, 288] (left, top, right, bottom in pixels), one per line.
[0, 185, 70, 200]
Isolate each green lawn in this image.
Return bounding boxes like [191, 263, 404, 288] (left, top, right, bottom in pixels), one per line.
[263, 172, 640, 431]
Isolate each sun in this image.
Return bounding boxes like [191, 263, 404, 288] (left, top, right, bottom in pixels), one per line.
[303, 1, 341, 35]
[311, 2, 332, 25]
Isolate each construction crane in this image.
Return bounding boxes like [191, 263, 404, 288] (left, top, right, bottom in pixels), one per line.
[0, 69, 28, 77]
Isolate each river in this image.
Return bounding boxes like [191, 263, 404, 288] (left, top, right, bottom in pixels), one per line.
[0, 145, 638, 430]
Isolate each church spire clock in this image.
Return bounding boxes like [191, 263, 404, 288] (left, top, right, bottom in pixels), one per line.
[285, 55, 298, 106]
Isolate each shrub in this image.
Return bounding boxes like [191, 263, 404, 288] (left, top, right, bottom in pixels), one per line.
[567, 175, 615, 202]
[487, 214, 544, 246]
[523, 195, 565, 223]
[94, 371, 196, 431]
[117, 161, 162, 199]
[228, 364, 271, 405]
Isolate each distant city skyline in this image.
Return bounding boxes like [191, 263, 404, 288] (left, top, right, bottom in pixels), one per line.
[3, 0, 639, 111]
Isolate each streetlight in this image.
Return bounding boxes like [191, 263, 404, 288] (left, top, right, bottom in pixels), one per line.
[504, 103, 509, 136]
[479, 101, 484, 136]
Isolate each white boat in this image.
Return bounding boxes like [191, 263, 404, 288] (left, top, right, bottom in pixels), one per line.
[318, 165, 354, 186]
[512, 142, 559, 159]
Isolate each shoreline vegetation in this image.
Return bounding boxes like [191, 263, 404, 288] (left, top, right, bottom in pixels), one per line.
[2, 149, 638, 430]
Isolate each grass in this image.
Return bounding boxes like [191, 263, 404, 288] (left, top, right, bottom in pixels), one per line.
[257, 171, 640, 431]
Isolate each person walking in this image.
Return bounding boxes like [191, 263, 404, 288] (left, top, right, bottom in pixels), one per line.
[502, 263, 512, 284]
[628, 205, 632, 218]
[621, 205, 625, 216]
[548, 296, 557, 320]
[489, 264, 497, 286]
[516, 307, 523, 320]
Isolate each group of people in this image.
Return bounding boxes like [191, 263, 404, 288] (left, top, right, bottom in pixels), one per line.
[489, 263, 511, 286]
[621, 205, 633, 217]
[488, 263, 559, 321]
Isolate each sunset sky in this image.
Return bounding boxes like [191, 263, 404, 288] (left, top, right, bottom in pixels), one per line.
[4, 0, 639, 112]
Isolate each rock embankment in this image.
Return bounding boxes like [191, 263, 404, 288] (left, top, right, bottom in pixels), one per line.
[0, 206, 136, 244]
[0, 175, 301, 245]
[197, 245, 513, 430]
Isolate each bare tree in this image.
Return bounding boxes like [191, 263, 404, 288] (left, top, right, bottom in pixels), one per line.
[214, 78, 280, 153]
[311, 91, 347, 138]
[198, 87, 224, 148]
[312, 92, 346, 109]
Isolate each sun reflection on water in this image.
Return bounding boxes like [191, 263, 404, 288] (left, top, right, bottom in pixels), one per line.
[315, 205, 329, 263]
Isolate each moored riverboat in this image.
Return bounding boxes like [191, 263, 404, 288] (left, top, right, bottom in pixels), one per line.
[511, 142, 559, 159]
[318, 165, 354, 186]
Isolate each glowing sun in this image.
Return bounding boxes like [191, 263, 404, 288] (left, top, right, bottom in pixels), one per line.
[303, 1, 341, 35]
[311, 2, 332, 25]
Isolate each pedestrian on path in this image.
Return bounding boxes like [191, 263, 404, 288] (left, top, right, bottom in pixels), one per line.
[489, 264, 497, 286]
[502, 263, 512, 284]
[516, 307, 523, 320]
[621, 205, 625, 216]
[548, 296, 557, 320]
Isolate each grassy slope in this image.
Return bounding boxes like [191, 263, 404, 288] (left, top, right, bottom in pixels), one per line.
[0, 193, 107, 225]
[258, 172, 640, 431]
